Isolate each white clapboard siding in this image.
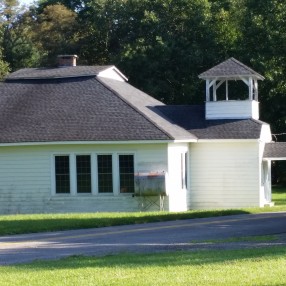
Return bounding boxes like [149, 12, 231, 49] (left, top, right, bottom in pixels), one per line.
[0, 143, 168, 214]
[260, 124, 272, 142]
[189, 141, 261, 209]
[206, 100, 259, 119]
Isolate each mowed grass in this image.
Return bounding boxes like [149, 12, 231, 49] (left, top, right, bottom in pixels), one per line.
[272, 185, 286, 205]
[0, 186, 285, 236]
[1, 247, 286, 286]
[0, 209, 248, 236]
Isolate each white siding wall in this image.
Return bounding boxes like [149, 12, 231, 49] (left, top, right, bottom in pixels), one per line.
[0, 143, 168, 214]
[189, 141, 260, 209]
[260, 124, 272, 142]
[98, 67, 126, 82]
[206, 100, 259, 120]
[166, 143, 189, 212]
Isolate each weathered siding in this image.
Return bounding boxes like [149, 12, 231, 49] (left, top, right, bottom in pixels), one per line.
[0, 143, 168, 214]
[189, 141, 260, 209]
[206, 100, 259, 119]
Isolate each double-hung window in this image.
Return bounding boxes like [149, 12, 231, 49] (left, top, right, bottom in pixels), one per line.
[97, 155, 113, 193]
[119, 154, 134, 193]
[54, 153, 135, 194]
[76, 155, 92, 193]
[55, 155, 70, 194]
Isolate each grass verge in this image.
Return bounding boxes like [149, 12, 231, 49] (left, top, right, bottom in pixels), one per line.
[1, 247, 286, 285]
[0, 186, 285, 236]
[191, 234, 278, 244]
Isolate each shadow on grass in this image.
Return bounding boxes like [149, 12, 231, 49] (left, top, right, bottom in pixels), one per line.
[0, 209, 250, 236]
[11, 246, 286, 270]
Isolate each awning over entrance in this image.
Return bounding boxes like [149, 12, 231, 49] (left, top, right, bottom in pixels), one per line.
[263, 142, 286, 160]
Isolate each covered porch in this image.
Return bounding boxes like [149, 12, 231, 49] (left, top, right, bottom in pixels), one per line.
[263, 142, 286, 206]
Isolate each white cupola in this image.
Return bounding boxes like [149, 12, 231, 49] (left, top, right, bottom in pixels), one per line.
[199, 58, 265, 120]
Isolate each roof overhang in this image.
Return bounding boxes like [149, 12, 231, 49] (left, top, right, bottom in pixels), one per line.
[196, 139, 259, 143]
[0, 140, 197, 147]
[263, 142, 286, 160]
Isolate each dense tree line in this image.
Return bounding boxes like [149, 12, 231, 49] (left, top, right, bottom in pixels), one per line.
[0, 0, 286, 144]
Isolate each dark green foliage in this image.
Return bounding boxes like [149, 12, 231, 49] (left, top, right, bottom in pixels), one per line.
[0, 0, 285, 137]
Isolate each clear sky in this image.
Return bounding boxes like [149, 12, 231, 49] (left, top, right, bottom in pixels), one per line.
[19, 0, 35, 6]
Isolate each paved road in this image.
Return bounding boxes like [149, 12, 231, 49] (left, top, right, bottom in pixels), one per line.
[1, 212, 286, 265]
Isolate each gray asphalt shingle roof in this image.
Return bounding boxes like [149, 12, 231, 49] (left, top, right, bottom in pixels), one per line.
[98, 77, 197, 141]
[199, 58, 265, 80]
[1, 64, 269, 144]
[0, 76, 172, 143]
[6, 66, 113, 80]
[263, 143, 286, 159]
[156, 105, 266, 139]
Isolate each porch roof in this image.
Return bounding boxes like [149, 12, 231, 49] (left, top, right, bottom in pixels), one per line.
[263, 142, 286, 160]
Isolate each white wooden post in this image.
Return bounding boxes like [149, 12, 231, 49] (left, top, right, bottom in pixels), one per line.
[249, 78, 253, 100]
[206, 79, 210, 101]
[254, 80, 258, 101]
[213, 80, 217, 101]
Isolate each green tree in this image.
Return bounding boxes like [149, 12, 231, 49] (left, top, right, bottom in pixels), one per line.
[237, 0, 286, 139]
[32, 4, 79, 66]
[1, 0, 41, 71]
[0, 47, 10, 79]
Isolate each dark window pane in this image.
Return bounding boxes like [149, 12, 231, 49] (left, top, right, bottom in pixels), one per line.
[185, 152, 188, 189]
[55, 156, 70, 193]
[98, 155, 113, 193]
[119, 155, 134, 193]
[76, 155, 91, 193]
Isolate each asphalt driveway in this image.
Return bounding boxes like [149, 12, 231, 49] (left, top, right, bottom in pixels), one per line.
[1, 212, 286, 265]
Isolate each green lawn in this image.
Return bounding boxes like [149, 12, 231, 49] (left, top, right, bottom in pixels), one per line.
[272, 185, 286, 205]
[1, 247, 286, 285]
[0, 187, 286, 285]
[0, 186, 284, 236]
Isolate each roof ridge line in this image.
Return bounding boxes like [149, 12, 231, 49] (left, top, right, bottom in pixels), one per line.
[96, 77, 175, 140]
[230, 58, 262, 77]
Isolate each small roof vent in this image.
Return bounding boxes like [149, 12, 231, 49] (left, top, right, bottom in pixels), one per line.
[57, 55, 78, 67]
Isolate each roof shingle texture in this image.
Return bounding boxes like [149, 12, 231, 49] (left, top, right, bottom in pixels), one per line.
[263, 143, 286, 158]
[0, 76, 171, 143]
[199, 58, 264, 80]
[156, 105, 265, 139]
[6, 66, 113, 80]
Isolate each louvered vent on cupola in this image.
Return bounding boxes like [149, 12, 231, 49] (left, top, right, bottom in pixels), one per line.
[199, 58, 265, 120]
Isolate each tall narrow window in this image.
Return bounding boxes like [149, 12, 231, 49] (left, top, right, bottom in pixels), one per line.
[184, 152, 188, 189]
[119, 155, 134, 193]
[97, 155, 113, 193]
[181, 152, 188, 189]
[76, 155, 91, 193]
[55, 156, 70, 193]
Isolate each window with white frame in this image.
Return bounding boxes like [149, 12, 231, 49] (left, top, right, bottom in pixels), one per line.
[53, 153, 135, 195]
[76, 155, 92, 193]
[119, 154, 134, 193]
[181, 152, 188, 189]
[55, 155, 70, 194]
[97, 154, 113, 193]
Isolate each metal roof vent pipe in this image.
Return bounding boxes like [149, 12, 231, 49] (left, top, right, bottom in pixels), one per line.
[57, 55, 78, 67]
